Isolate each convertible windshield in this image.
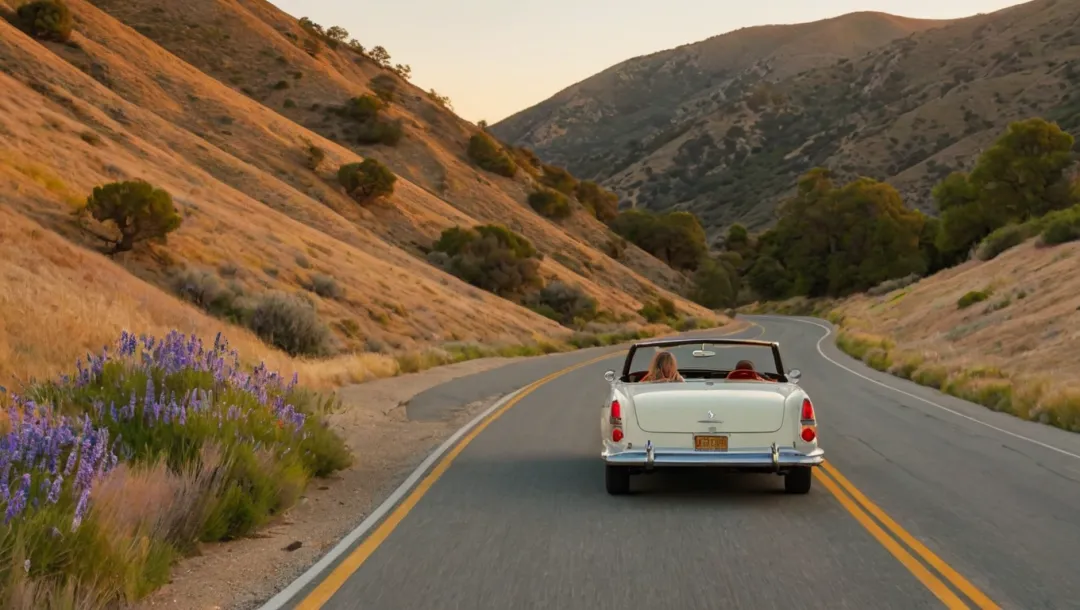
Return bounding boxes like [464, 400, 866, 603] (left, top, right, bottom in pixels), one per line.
[626, 342, 781, 379]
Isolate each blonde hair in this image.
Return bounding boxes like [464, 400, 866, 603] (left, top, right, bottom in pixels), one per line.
[642, 350, 681, 382]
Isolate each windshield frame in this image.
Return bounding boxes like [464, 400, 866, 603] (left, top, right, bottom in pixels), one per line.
[620, 338, 788, 382]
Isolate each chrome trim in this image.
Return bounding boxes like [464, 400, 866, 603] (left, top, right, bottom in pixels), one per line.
[602, 446, 824, 467]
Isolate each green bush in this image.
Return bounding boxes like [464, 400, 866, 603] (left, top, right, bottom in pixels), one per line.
[171, 268, 247, 322]
[957, 290, 991, 309]
[249, 291, 335, 357]
[342, 95, 384, 122]
[82, 180, 182, 254]
[338, 159, 396, 202]
[575, 181, 619, 223]
[611, 209, 708, 271]
[639, 303, 666, 323]
[1039, 205, 1080, 245]
[467, 132, 517, 177]
[528, 189, 571, 220]
[305, 144, 325, 170]
[17, 0, 73, 42]
[531, 281, 597, 326]
[355, 118, 403, 146]
[540, 164, 578, 195]
[430, 225, 541, 299]
[370, 74, 397, 103]
[975, 223, 1036, 260]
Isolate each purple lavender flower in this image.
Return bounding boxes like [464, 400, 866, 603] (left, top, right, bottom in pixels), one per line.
[5, 473, 30, 523]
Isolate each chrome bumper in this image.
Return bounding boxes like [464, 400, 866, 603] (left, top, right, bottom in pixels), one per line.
[603, 444, 824, 469]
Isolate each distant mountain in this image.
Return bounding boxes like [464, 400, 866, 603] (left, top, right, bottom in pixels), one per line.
[493, 0, 1080, 241]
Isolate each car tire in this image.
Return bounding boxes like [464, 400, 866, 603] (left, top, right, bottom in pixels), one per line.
[784, 467, 812, 494]
[605, 465, 630, 495]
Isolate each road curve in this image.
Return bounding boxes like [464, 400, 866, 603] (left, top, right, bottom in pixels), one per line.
[274, 316, 1080, 610]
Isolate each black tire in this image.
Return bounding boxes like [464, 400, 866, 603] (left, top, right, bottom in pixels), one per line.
[784, 467, 813, 494]
[605, 465, 631, 495]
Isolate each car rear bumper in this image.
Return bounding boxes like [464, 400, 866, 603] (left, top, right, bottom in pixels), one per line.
[603, 444, 824, 469]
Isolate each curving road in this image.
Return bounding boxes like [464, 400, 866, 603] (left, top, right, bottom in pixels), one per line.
[268, 316, 1080, 610]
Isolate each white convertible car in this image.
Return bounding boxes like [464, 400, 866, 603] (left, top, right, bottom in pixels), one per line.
[601, 338, 824, 495]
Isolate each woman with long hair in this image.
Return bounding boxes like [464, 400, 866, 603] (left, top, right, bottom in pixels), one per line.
[639, 350, 684, 383]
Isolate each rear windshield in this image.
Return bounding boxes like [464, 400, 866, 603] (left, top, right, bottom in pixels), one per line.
[627, 343, 779, 376]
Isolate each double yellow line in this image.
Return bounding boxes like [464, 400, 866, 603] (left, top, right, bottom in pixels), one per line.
[815, 463, 999, 609]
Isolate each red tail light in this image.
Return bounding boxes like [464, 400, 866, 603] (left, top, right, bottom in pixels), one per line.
[801, 398, 815, 422]
[611, 400, 621, 420]
[612, 428, 624, 442]
[801, 427, 816, 442]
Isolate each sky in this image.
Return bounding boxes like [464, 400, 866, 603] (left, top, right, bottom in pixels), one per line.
[268, 0, 1031, 124]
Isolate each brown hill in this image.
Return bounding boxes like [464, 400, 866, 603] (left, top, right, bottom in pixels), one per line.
[0, 0, 719, 387]
[493, 0, 1080, 241]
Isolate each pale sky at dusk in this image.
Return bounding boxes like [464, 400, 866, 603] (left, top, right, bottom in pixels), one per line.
[268, 0, 1031, 124]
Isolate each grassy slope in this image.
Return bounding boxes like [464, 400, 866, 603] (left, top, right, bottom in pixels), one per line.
[494, 0, 1080, 239]
[831, 239, 1080, 430]
[0, 0, 721, 388]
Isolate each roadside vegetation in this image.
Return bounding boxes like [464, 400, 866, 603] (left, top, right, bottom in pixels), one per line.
[737, 117, 1080, 434]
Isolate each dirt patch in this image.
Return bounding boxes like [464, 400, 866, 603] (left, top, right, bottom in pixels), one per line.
[133, 356, 523, 610]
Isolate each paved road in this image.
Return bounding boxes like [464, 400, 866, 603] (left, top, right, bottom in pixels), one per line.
[280, 316, 1080, 610]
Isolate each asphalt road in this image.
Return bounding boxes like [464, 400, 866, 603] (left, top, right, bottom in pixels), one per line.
[282, 316, 1080, 610]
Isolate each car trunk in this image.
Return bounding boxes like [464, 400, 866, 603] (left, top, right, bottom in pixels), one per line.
[629, 384, 788, 433]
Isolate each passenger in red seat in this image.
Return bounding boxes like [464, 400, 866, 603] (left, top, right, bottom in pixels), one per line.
[726, 359, 771, 382]
[639, 350, 685, 383]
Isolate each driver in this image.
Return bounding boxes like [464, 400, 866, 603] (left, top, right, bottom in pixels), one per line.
[727, 359, 774, 382]
[640, 350, 684, 383]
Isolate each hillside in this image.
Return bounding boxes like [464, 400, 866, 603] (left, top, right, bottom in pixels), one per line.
[493, 0, 1080, 240]
[0, 0, 721, 387]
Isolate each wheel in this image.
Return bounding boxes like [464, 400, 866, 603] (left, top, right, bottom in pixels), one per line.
[605, 465, 631, 495]
[784, 467, 813, 494]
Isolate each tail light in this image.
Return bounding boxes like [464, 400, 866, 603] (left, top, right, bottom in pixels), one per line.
[609, 400, 622, 425]
[800, 398, 815, 423]
[801, 427, 816, 442]
[610, 399, 624, 443]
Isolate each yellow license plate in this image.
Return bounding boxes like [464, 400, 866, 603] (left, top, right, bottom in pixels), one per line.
[694, 435, 728, 451]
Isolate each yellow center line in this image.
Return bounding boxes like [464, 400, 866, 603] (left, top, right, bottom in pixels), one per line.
[296, 350, 625, 608]
[820, 462, 1000, 610]
[814, 468, 971, 609]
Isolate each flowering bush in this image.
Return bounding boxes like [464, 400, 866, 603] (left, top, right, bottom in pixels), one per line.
[1, 330, 352, 606]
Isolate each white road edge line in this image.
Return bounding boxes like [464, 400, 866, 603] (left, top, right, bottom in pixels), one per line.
[751, 315, 1080, 462]
[257, 387, 525, 610]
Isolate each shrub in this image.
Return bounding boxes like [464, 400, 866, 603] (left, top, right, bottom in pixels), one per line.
[431, 225, 541, 299]
[17, 0, 73, 42]
[1038, 205, 1080, 245]
[957, 289, 991, 309]
[467, 133, 517, 177]
[370, 74, 397, 103]
[338, 159, 396, 202]
[355, 118, 403, 146]
[171, 267, 246, 322]
[273, 80, 290, 90]
[639, 303, 666, 323]
[3, 330, 350, 605]
[531, 281, 598, 326]
[867, 273, 921, 296]
[540, 164, 578, 195]
[82, 180, 182, 254]
[342, 95, 384, 122]
[575, 181, 619, 223]
[528, 189, 571, 220]
[975, 223, 1035, 260]
[249, 291, 335, 356]
[307, 273, 343, 300]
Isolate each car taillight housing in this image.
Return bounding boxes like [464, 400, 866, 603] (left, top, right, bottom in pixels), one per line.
[800, 398, 815, 423]
[609, 400, 622, 425]
[801, 427, 816, 442]
[610, 399, 624, 442]
[799, 398, 817, 444]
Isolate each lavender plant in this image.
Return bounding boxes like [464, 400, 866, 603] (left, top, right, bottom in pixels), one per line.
[33, 330, 351, 540]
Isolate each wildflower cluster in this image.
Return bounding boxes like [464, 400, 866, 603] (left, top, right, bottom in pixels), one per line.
[1, 398, 117, 531]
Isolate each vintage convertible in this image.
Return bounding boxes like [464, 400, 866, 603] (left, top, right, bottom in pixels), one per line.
[600, 338, 823, 495]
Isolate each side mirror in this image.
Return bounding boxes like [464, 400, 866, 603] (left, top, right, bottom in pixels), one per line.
[604, 370, 616, 382]
[787, 369, 802, 384]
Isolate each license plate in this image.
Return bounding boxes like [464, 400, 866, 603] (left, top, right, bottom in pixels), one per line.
[694, 435, 728, 451]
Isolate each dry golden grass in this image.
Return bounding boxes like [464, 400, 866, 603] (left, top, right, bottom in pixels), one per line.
[0, 6, 727, 389]
[833, 239, 1080, 430]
